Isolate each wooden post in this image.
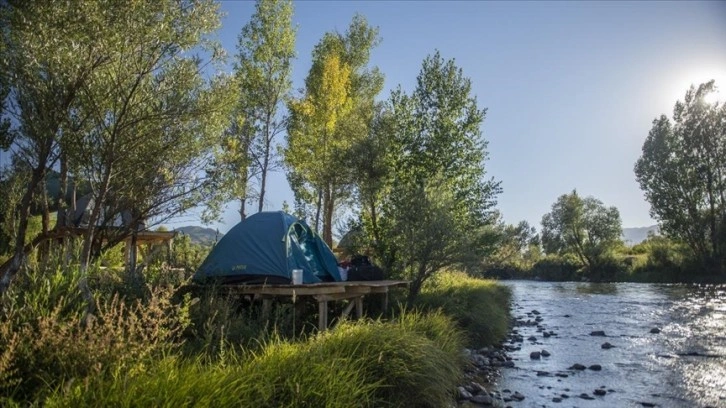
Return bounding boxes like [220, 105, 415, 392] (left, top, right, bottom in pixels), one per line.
[318, 300, 328, 331]
[355, 296, 364, 319]
[261, 297, 272, 325]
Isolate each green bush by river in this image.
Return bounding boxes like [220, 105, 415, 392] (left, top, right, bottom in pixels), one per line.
[0, 264, 511, 407]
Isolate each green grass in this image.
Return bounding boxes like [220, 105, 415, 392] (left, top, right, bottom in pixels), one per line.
[414, 270, 512, 347]
[45, 312, 466, 408]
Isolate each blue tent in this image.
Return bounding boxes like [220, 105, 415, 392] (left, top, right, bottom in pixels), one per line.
[193, 211, 342, 284]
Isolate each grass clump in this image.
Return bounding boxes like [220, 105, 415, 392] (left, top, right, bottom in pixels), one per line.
[46, 312, 465, 408]
[414, 270, 511, 346]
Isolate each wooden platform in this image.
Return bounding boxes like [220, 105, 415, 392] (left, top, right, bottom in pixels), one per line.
[223, 280, 409, 330]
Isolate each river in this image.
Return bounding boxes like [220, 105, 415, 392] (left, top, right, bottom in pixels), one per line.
[495, 281, 726, 408]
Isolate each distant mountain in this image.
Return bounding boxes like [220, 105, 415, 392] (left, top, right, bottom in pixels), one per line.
[175, 226, 222, 246]
[622, 225, 659, 245]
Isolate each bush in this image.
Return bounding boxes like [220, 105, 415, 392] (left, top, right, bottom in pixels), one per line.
[0, 264, 193, 403]
[47, 313, 466, 408]
[413, 271, 511, 347]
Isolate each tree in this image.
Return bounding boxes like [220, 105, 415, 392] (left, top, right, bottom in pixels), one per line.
[541, 190, 622, 272]
[0, 0, 233, 294]
[372, 52, 502, 302]
[285, 15, 383, 246]
[208, 0, 296, 221]
[634, 81, 726, 275]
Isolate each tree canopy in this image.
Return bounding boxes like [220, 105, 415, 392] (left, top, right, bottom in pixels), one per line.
[634, 80, 726, 275]
[541, 190, 622, 273]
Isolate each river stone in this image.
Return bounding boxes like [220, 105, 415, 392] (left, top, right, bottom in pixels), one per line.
[579, 393, 595, 400]
[590, 330, 607, 336]
[589, 364, 603, 371]
[541, 349, 551, 357]
[569, 363, 587, 370]
[594, 389, 607, 396]
[470, 394, 493, 405]
[458, 387, 473, 400]
[650, 327, 661, 334]
[601, 342, 615, 349]
[512, 391, 525, 401]
[530, 351, 541, 359]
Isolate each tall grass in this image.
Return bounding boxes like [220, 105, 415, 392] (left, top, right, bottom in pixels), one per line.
[46, 312, 465, 407]
[414, 270, 511, 346]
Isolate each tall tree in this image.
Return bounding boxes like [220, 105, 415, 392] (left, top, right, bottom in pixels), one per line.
[635, 80, 726, 275]
[286, 15, 383, 246]
[209, 0, 296, 221]
[0, 0, 233, 294]
[541, 190, 622, 272]
[374, 51, 502, 302]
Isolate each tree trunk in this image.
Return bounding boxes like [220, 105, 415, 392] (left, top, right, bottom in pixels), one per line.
[314, 189, 322, 234]
[239, 197, 247, 221]
[323, 186, 334, 247]
[0, 166, 46, 295]
[258, 153, 269, 213]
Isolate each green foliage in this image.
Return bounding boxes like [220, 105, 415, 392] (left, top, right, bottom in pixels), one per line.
[541, 190, 623, 278]
[635, 80, 726, 276]
[0, 261, 192, 402]
[414, 271, 511, 347]
[207, 0, 297, 221]
[46, 313, 466, 408]
[367, 52, 501, 302]
[285, 14, 383, 244]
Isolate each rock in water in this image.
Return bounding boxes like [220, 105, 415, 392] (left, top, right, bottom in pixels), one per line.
[512, 392, 525, 401]
[589, 364, 602, 371]
[601, 342, 615, 349]
[650, 327, 661, 334]
[541, 349, 551, 357]
[594, 389, 607, 396]
[569, 363, 587, 370]
[590, 330, 606, 336]
[530, 351, 541, 359]
[470, 394, 493, 405]
[457, 386, 473, 400]
[579, 393, 595, 400]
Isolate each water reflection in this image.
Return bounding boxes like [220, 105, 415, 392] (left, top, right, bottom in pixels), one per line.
[498, 281, 726, 408]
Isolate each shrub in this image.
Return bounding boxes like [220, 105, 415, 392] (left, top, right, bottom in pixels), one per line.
[414, 271, 511, 347]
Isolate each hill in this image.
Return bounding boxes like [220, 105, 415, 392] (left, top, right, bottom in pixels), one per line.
[622, 225, 659, 245]
[175, 226, 222, 246]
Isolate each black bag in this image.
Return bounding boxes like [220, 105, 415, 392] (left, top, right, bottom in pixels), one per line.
[347, 264, 384, 281]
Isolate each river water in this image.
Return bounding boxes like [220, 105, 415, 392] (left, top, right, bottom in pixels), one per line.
[495, 281, 726, 408]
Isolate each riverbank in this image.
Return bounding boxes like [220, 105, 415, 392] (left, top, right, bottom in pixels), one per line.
[0, 268, 512, 406]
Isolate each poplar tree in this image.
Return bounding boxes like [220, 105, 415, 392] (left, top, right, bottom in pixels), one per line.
[286, 15, 383, 245]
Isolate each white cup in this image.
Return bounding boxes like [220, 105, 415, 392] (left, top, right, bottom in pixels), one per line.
[292, 269, 303, 285]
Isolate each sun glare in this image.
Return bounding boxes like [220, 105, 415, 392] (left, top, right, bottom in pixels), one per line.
[667, 68, 726, 106]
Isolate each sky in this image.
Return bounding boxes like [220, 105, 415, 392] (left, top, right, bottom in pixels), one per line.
[191, 0, 726, 235]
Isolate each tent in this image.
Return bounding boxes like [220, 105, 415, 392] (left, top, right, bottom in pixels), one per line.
[193, 211, 342, 284]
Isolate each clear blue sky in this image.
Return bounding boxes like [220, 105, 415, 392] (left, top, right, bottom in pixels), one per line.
[198, 0, 726, 235]
[0, 2, 722, 235]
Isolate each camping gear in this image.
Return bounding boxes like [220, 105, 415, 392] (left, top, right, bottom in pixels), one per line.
[193, 211, 342, 284]
[347, 255, 385, 281]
